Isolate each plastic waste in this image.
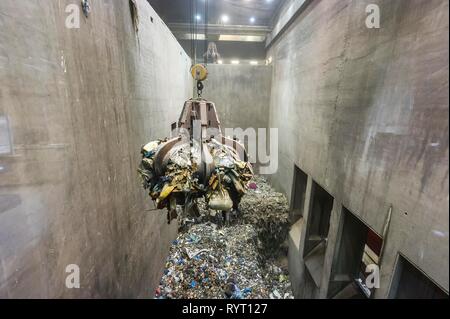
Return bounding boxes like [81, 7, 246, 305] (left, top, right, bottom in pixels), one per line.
[155, 176, 294, 299]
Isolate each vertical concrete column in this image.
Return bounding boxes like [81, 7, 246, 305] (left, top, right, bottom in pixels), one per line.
[318, 199, 344, 298]
[288, 174, 313, 298]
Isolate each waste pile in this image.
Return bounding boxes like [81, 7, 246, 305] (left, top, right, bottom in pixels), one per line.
[156, 176, 293, 299]
[138, 138, 253, 223]
[238, 176, 290, 260]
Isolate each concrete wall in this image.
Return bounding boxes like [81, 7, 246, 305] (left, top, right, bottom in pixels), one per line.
[204, 64, 271, 132]
[267, 0, 449, 297]
[203, 64, 272, 169]
[0, 0, 192, 298]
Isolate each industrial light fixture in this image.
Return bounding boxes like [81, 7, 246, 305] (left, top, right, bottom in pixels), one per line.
[221, 15, 229, 23]
[195, 14, 201, 21]
[218, 60, 223, 64]
[178, 34, 206, 40]
[218, 35, 265, 42]
[250, 61, 258, 65]
[231, 60, 240, 65]
[250, 17, 255, 24]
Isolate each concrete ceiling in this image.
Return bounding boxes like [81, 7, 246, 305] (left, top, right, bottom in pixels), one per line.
[147, 0, 286, 62]
[147, 0, 285, 27]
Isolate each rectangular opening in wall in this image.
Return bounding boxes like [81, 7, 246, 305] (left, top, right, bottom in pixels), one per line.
[290, 165, 308, 224]
[327, 207, 383, 299]
[303, 181, 334, 288]
[303, 181, 334, 257]
[0, 116, 13, 155]
[389, 255, 448, 299]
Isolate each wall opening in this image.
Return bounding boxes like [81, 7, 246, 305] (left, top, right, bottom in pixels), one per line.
[303, 181, 334, 288]
[290, 165, 308, 224]
[327, 207, 383, 299]
[389, 255, 449, 299]
[304, 182, 334, 256]
[0, 116, 13, 155]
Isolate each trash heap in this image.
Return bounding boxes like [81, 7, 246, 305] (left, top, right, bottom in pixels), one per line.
[156, 176, 293, 299]
[239, 176, 290, 260]
[138, 138, 253, 219]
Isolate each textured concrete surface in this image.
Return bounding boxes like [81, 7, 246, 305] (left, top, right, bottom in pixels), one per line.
[204, 64, 271, 132]
[203, 64, 272, 168]
[267, 0, 449, 297]
[0, 0, 192, 298]
[266, 0, 310, 47]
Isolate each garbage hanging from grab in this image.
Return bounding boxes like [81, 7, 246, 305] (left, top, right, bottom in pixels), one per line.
[137, 98, 254, 224]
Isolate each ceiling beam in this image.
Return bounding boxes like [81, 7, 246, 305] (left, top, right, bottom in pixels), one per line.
[167, 23, 271, 38]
